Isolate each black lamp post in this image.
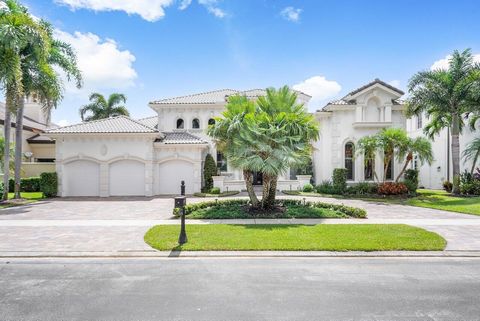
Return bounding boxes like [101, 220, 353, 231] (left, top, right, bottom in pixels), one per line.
[175, 181, 187, 244]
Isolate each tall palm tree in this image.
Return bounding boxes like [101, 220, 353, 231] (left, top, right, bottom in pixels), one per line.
[395, 136, 434, 182]
[462, 137, 480, 175]
[208, 95, 260, 207]
[13, 19, 82, 198]
[376, 127, 409, 182]
[356, 135, 380, 182]
[406, 49, 480, 193]
[0, 0, 47, 200]
[79, 93, 129, 122]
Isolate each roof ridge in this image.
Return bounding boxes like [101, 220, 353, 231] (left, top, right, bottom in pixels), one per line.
[150, 88, 237, 104]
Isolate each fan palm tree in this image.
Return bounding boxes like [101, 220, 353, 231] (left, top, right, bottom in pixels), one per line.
[13, 19, 82, 198]
[208, 95, 260, 207]
[376, 127, 409, 182]
[463, 137, 480, 175]
[79, 93, 129, 122]
[406, 49, 480, 193]
[395, 136, 434, 182]
[0, 0, 47, 200]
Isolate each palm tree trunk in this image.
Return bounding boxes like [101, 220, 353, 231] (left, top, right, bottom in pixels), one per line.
[265, 175, 278, 209]
[470, 150, 480, 175]
[243, 170, 259, 207]
[451, 117, 461, 194]
[261, 174, 271, 209]
[395, 153, 413, 182]
[2, 92, 14, 201]
[14, 96, 24, 199]
[383, 155, 391, 183]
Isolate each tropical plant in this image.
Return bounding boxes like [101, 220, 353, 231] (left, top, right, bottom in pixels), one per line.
[13, 19, 82, 198]
[356, 135, 380, 182]
[395, 136, 434, 182]
[406, 49, 480, 193]
[0, 0, 47, 200]
[0, 137, 14, 173]
[376, 128, 409, 182]
[463, 137, 480, 175]
[79, 93, 129, 121]
[203, 153, 217, 191]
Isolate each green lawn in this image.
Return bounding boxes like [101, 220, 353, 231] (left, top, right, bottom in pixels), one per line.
[405, 189, 480, 216]
[144, 224, 446, 251]
[0, 192, 44, 208]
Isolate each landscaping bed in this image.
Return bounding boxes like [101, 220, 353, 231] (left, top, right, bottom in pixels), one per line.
[144, 224, 447, 251]
[173, 199, 367, 219]
[193, 191, 240, 198]
[0, 192, 44, 209]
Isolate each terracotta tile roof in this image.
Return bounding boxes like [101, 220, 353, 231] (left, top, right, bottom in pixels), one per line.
[46, 116, 157, 134]
[155, 131, 207, 144]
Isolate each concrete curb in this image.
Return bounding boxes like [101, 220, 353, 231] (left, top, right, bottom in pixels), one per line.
[2, 250, 480, 258]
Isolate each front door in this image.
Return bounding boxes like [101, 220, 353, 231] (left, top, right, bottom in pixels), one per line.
[253, 172, 263, 185]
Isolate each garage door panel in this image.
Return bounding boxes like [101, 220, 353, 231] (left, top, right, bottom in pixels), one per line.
[157, 160, 194, 195]
[109, 160, 145, 196]
[64, 160, 100, 197]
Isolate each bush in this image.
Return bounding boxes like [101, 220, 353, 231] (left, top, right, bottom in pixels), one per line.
[302, 183, 314, 192]
[377, 182, 408, 195]
[7, 177, 41, 193]
[332, 168, 347, 193]
[443, 181, 453, 193]
[315, 180, 343, 195]
[346, 182, 378, 195]
[203, 154, 217, 191]
[404, 169, 419, 194]
[210, 187, 221, 194]
[39, 172, 57, 198]
[460, 181, 480, 196]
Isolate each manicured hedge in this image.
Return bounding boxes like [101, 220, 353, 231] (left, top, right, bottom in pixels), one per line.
[40, 172, 57, 198]
[173, 198, 367, 219]
[7, 177, 41, 192]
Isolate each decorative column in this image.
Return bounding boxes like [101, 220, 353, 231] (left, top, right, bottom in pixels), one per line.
[384, 103, 392, 122]
[99, 163, 109, 197]
[356, 105, 364, 122]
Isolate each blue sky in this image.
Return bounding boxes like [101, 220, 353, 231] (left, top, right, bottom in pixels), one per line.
[19, 0, 480, 125]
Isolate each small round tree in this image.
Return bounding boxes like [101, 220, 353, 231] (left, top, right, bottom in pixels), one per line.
[203, 154, 217, 192]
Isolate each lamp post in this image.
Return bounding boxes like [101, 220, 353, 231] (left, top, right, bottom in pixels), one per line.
[175, 180, 187, 245]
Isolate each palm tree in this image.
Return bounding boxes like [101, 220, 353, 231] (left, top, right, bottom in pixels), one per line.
[79, 93, 129, 122]
[376, 128, 409, 182]
[463, 137, 480, 175]
[208, 95, 260, 206]
[356, 135, 380, 182]
[395, 136, 434, 182]
[13, 19, 82, 198]
[0, 137, 14, 174]
[406, 49, 480, 193]
[0, 0, 47, 200]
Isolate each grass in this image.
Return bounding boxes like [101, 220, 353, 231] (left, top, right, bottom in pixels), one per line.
[144, 224, 446, 251]
[405, 189, 480, 216]
[187, 204, 347, 219]
[0, 192, 44, 209]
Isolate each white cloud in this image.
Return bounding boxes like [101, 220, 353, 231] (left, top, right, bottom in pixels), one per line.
[293, 76, 342, 108]
[198, 0, 226, 18]
[388, 80, 401, 88]
[55, 0, 174, 22]
[54, 30, 137, 94]
[430, 53, 480, 70]
[178, 0, 192, 10]
[281, 6, 302, 22]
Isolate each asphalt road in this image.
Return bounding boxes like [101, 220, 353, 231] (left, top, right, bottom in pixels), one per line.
[0, 257, 479, 321]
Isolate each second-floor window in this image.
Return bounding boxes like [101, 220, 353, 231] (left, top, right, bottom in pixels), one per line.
[176, 118, 184, 129]
[417, 115, 422, 129]
[192, 118, 200, 129]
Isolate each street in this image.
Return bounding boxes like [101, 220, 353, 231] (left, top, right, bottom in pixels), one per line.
[1, 257, 479, 321]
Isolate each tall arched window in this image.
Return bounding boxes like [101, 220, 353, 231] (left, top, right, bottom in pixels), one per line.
[176, 118, 184, 129]
[192, 118, 200, 129]
[208, 118, 215, 126]
[345, 142, 355, 180]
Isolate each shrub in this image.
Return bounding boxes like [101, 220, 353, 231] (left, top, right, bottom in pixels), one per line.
[377, 182, 408, 195]
[8, 177, 41, 193]
[315, 180, 343, 195]
[443, 181, 453, 193]
[39, 172, 57, 198]
[332, 168, 347, 193]
[210, 187, 221, 194]
[203, 154, 217, 191]
[346, 182, 378, 195]
[404, 169, 419, 194]
[302, 183, 314, 192]
[460, 181, 480, 195]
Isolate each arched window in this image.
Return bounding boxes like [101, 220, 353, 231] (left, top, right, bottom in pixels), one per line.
[176, 118, 184, 129]
[192, 118, 200, 129]
[345, 142, 355, 180]
[364, 151, 374, 181]
[384, 150, 393, 181]
[208, 118, 215, 126]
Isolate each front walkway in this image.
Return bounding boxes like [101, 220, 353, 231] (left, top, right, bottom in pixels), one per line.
[0, 195, 479, 255]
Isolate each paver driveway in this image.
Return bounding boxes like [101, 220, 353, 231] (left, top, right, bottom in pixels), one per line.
[0, 194, 479, 254]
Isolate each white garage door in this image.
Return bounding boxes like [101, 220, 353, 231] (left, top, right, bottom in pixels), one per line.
[109, 160, 145, 196]
[64, 160, 100, 197]
[157, 160, 194, 195]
